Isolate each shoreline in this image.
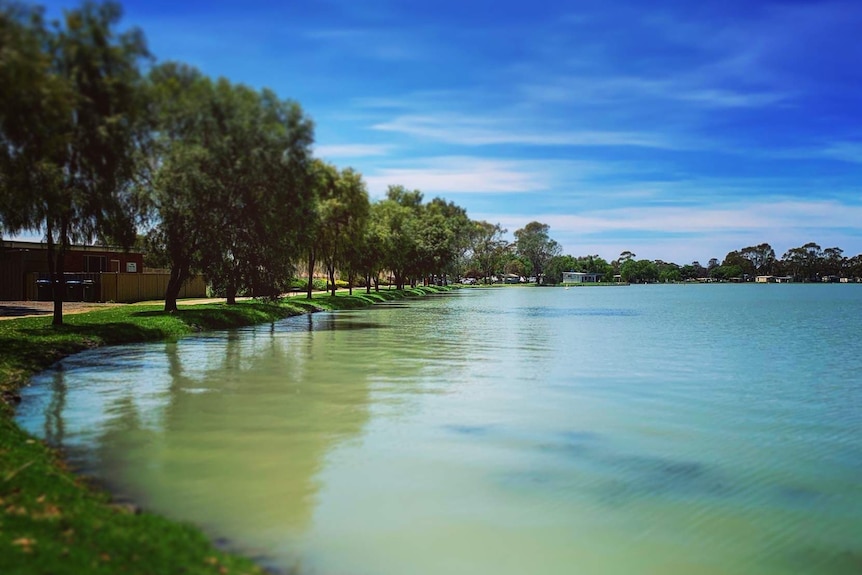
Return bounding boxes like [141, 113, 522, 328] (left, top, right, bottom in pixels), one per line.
[0, 286, 451, 575]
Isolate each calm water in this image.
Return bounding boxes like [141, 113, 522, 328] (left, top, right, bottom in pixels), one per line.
[16, 285, 862, 574]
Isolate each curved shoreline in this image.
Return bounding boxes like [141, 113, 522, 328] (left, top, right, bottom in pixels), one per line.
[0, 286, 451, 575]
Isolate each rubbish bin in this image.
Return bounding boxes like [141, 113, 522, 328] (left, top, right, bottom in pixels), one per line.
[36, 279, 52, 301]
[66, 280, 84, 302]
[82, 280, 96, 302]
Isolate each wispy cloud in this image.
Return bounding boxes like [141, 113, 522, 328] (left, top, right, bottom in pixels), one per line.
[819, 142, 862, 164]
[519, 75, 788, 109]
[477, 199, 862, 261]
[540, 200, 862, 234]
[314, 144, 392, 158]
[303, 28, 422, 62]
[363, 156, 552, 195]
[372, 114, 676, 149]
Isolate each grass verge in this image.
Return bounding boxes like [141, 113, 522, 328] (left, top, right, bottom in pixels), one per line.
[0, 285, 451, 575]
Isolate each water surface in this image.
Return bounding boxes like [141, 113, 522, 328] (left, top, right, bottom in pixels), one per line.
[17, 285, 862, 574]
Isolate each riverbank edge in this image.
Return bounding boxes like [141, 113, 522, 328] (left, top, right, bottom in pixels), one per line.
[0, 286, 453, 575]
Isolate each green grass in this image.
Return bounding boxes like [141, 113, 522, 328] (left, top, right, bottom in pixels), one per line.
[0, 286, 452, 574]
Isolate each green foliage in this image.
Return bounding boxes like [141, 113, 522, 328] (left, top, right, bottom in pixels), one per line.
[146, 65, 314, 308]
[544, 255, 577, 284]
[620, 259, 659, 283]
[469, 221, 508, 283]
[514, 221, 561, 284]
[313, 163, 370, 296]
[0, 1, 150, 324]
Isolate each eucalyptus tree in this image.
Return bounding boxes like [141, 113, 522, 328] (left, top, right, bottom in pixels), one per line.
[822, 247, 844, 277]
[317, 166, 369, 296]
[514, 221, 561, 285]
[377, 185, 423, 289]
[545, 255, 577, 284]
[303, 160, 336, 299]
[0, 1, 149, 324]
[145, 63, 216, 311]
[781, 242, 822, 281]
[620, 259, 659, 283]
[424, 197, 472, 284]
[357, 201, 392, 293]
[739, 243, 775, 275]
[470, 221, 508, 284]
[148, 64, 314, 309]
[199, 81, 314, 303]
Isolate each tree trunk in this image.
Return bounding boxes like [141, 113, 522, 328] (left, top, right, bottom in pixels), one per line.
[328, 264, 336, 297]
[365, 273, 371, 294]
[226, 284, 237, 305]
[164, 263, 189, 313]
[46, 225, 65, 326]
[306, 248, 315, 300]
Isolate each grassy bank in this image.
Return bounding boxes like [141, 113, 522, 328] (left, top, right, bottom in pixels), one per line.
[0, 286, 450, 575]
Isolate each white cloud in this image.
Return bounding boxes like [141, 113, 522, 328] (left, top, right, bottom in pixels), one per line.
[363, 157, 552, 195]
[540, 200, 862, 234]
[519, 74, 788, 109]
[314, 144, 392, 158]
[372, 114, 675, 148]
[475, 199, 862, 261]
[819, 142, 862, 164]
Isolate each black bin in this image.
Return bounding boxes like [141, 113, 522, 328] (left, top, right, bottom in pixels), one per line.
[65, 280, 84, 302]
[82, 280, 96, 302]
[36, 279, 53, 301]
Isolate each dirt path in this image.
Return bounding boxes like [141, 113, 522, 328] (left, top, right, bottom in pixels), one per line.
[0, 301, 123, 320]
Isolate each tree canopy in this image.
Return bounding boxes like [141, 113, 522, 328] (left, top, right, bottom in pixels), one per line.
[0, 0, 149, 323]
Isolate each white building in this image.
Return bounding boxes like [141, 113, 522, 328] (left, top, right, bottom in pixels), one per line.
[562, 271, 602, 283]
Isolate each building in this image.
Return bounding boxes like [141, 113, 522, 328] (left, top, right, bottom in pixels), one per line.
[1, 240, 143, 301]
[562, 271, 603, 283]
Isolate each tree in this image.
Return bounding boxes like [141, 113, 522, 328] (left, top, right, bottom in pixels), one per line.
[317, 166, 369, 296]
[514, 221, 561, 285]
[545, 254, 578, 284]
[470, 221, 507, 284]
[739, 243, 775, 275]
[781, 242, 822, 282]
[424, 197, 472, 285]
[0, 1, 149, 324]
[147, 64, 314, 309]
[200, 82, 314, 304]
[375, 186, 421, 290]
[721, 250, 753, 278]
[620, 259, 659, 283]
[822, 247, 844, 277]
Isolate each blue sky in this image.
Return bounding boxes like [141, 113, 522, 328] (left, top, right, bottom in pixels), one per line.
[31, 0, 862, 263]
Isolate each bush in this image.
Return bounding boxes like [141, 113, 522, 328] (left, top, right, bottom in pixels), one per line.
[286, 278, 328, 292]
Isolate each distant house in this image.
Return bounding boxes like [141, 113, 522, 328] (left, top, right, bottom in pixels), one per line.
[562, 271, 602, 284]
[755, 275, 773, 283]
[503, 273, 520, 284]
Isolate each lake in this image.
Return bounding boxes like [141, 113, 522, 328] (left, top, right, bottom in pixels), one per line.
[16, 285, 862, 574]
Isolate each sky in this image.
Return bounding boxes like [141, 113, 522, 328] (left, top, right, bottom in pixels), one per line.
[25, 0, 862, 264]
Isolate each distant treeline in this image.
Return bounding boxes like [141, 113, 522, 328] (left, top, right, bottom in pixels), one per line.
[534, 243, 862, 285]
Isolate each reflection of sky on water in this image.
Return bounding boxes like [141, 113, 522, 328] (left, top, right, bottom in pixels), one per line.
[17, 286, 862, 575]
